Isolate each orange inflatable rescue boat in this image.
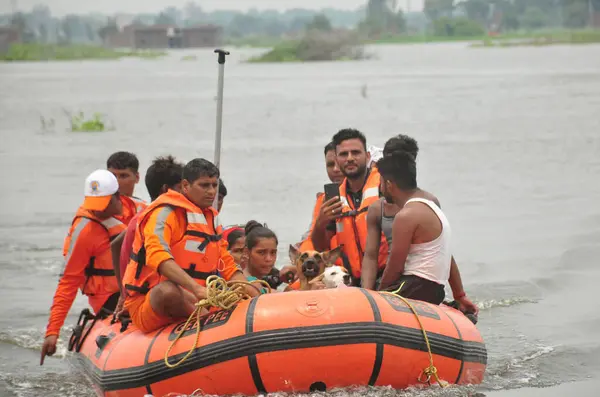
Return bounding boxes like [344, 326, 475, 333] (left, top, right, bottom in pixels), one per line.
[69, 287, 487, 396]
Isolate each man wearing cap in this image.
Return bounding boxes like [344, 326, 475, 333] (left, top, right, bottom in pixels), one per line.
[40, 169, 125, 365]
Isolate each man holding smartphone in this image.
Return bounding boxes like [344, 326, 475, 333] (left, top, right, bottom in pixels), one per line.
[311, 129, 388, 285]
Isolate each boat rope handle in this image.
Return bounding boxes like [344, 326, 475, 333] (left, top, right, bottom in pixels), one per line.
[164, 275, 271, 369]
[380, 282, 449, 389]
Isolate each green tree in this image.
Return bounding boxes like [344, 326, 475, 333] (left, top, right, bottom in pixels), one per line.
[564, 0, 590, 28]
[155, 12, 177, 26]
[424, 0, 455, 21]
[461, 0, 489, 24]
[519, 6, 548, 30]
[306, 14, 333, 32]
[98, 17, 119, 43]
[361, 0, 406, 37]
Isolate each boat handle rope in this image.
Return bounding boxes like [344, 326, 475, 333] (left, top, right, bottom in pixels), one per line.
[164, 275, 271, 369]
[380, 282, 449, 389]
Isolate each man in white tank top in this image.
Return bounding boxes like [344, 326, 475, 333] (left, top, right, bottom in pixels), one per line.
[375, 151, 461, 306]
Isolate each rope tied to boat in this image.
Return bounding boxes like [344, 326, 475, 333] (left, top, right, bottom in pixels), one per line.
[380, 283, 449, 389]
[164, 275, 271, 369]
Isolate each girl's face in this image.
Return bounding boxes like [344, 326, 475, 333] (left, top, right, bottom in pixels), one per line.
[245, 237, 278, 278]
[229, 236, 246, 267]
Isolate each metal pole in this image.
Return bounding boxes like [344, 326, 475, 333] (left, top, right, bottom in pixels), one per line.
[213, 49, 229, 210]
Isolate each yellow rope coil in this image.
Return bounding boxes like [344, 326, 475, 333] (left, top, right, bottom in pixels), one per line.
[380, 282, 448, 388]
[164, 275, 271, 369]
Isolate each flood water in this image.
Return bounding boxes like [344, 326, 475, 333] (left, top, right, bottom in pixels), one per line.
[1, 42, 599, 397]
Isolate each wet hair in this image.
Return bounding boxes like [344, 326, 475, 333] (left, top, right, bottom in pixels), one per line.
[383, 134, 419, 159]
[376, 151, 417, 190]
[226, 228, 244, 248]
[182, 158, 219, 183]
[324, 141, 336, 155]
[331, 128, 367, 152]
[244, 220, 278, 250]
[144, 155, 184, 201]
[219, 179, 228, 197]
[107, 151, 139, 172]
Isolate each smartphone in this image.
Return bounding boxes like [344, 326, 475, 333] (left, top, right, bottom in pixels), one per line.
[324, 183, 340, 202]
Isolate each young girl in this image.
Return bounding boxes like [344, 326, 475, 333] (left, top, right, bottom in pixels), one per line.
[242, 221, 278, 282]
[242, 221, 298, 291]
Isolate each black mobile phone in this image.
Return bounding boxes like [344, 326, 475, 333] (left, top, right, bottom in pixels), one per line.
[324, 183, 340, 232]
[324, 183, 340, 202]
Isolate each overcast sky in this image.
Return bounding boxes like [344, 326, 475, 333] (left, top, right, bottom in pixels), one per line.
[2, 0, 424, 16]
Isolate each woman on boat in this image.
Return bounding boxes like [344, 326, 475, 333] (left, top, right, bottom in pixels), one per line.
[224, 226, 245, 267]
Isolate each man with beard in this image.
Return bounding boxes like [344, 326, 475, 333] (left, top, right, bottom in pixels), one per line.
[311, 128, 388, 285]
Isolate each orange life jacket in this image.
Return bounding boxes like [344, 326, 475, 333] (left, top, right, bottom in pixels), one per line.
[298, 193, 344, 267]
[63, 208, 125, 298]
[123, 190, 224, 297]
[130, 195, 148, 213]
[335, 168, 388, 280]
[116, 195, 137, 225]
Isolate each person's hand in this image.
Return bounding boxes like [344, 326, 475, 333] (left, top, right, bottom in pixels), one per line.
[315, 197, 344, 228]
[114, 294, 128, 320]
[309, 281, 326, 291]
[192, 284, 207, 301]
[245, 283, 262, 297]
[279, 265, 297, 284]
[456, 295, 479, 316]
[40, 335, 58, 365]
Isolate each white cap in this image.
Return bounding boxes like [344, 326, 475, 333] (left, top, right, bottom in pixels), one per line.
[82, 169, 119, 211]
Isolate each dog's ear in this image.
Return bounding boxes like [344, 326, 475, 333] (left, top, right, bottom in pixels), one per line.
[289, 244, 300, 263]
[323, 246, 343, 265]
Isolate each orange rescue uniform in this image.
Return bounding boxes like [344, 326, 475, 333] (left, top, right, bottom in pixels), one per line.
[122, 190, 241, 333]
[45, 208, 125, 337]
[334, 167, 388, 280]
[116, 195, 147, 225]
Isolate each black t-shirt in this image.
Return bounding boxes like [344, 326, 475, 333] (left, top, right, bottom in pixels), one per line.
[347, 189, 362, 210]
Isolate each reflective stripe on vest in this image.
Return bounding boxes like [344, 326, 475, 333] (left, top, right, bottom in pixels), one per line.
[123, 190, 224, 296]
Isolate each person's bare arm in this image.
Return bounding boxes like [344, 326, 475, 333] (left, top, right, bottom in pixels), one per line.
[378, 209, 418, 291]
[158, 259, 207, 300]
[361, 202, 382, 290]
[228, 270, 261, 297]
[448, 257, 464, 298]
[434, 197, 478, 314]
[448, 256, 479, 314]
[311, 197, 342, 251]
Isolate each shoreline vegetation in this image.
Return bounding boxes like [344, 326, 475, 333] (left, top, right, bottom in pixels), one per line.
[2, 1, 598, 63]
[233, 28, 600, 48]
[1, 29, 598, 63]
[247, 30, 372, 63]
[472, 29, 600, 47]
[244, 28, 600, 63]
[0, 43, 166, 62]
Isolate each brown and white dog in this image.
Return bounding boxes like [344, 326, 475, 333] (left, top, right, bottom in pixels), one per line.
[288, 245, 351, 291]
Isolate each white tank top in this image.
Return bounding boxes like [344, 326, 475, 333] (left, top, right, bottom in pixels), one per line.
[403, 198, 452, 285]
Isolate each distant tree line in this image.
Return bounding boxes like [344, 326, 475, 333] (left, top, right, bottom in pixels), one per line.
[1, 0, 598, 45]
[427, 0, 600, 37]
